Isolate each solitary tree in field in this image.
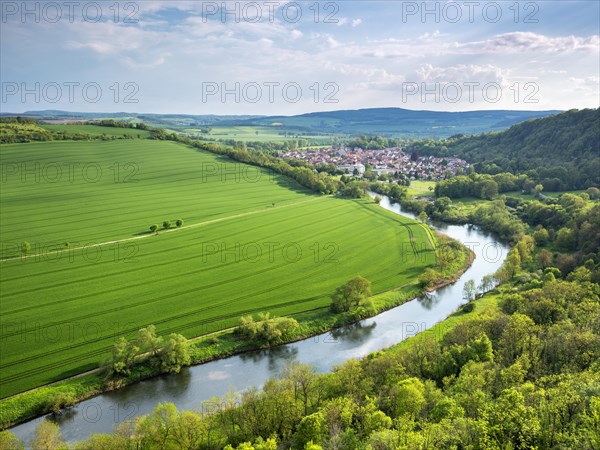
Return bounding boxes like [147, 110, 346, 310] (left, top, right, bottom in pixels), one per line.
[374, 195, 382, 204]
[175, 219, 184, 228]
[418, 211, 428, 223]
[150, 224, 158, 235]
[163, 221, 171, 230]
[21, 241, 31, 256]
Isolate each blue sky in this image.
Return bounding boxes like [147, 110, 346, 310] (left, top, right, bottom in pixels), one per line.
[1, 1, 598, 114]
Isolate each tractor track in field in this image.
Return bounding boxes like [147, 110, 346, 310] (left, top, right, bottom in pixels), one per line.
[0, 196, 325, 263]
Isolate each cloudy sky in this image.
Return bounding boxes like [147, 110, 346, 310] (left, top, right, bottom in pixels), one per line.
[1, 1, 599, 114]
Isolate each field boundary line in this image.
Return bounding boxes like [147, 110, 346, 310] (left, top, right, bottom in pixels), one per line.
[0, 196, 325, 264]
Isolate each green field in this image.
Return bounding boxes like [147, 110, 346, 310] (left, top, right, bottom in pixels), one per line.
[182, 125, 334, 145]
[40, 124, 152, 138]
[406, 180, 435, 198]
[0, 140, 435, 398]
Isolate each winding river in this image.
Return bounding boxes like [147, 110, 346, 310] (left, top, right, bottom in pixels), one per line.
[10, 194, 509, 445]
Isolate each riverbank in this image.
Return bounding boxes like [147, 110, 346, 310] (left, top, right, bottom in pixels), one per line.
[1, 230, 473, 430]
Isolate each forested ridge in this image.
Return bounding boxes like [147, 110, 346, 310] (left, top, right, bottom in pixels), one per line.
[406, 108, 600, 190]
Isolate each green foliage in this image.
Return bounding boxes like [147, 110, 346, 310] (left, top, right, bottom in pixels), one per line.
[463, 279, 476, 302]
[20, 241, 30, 256]
[533, 227, 549, 246]
[0, 431, 24, 450]
[45, 390, 76, 414]
[294, 412, 326, 448]
[330, 276, 372, 313]
[419, 268, 440, 288]
[236, 313, 300, 344]
[462, 302, 475, 313]
[107, 325, 189, 377]
[159, 334, 191, 374]
[31, 420, 65, 450]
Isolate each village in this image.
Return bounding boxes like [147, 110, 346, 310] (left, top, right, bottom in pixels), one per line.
[279, 146, 469, 181]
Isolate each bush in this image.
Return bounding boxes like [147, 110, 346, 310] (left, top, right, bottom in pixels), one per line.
[236, 313, 300, 344]
[462, 302, 475, 313]
[331, 276, 372, 313]
[45, 390, 76, 414]
[419, 268, 441, 288]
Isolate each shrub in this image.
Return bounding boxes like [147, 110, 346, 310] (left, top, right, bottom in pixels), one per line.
[462, 302, 475, 313]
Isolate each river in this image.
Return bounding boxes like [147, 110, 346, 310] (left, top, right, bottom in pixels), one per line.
[10, 193, 509, 445]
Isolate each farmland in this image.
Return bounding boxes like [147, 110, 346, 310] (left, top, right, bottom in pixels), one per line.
[0, 139, 435, 398]
[40, 123, 152, 138]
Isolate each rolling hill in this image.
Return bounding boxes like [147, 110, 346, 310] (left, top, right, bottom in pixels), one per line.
[407, 108, 600, 190]
[1, 108, 561, 139]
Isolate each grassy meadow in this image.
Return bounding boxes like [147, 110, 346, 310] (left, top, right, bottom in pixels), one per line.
[0, 139, 435, 398]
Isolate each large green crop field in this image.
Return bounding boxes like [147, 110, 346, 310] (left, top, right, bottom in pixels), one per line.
[0, 139, 435, 398]
[183, 125, 333, 144]
[40, 123, 152, 138]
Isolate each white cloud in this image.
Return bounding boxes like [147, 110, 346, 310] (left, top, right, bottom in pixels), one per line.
[352, 19, 363, 27]
[473, 32, 600, 54]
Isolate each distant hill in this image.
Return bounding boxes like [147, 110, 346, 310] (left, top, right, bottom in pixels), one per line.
[240, 107, 561, 138]
[407, 108, 600, 190]
[0, 108, 560, 138]
[0, 111, 263, 128]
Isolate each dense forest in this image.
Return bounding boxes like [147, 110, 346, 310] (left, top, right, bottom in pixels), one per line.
[406, 108, 600, 190]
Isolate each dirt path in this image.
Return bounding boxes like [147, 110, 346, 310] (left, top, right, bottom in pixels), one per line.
[1, 197, 324, 263]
